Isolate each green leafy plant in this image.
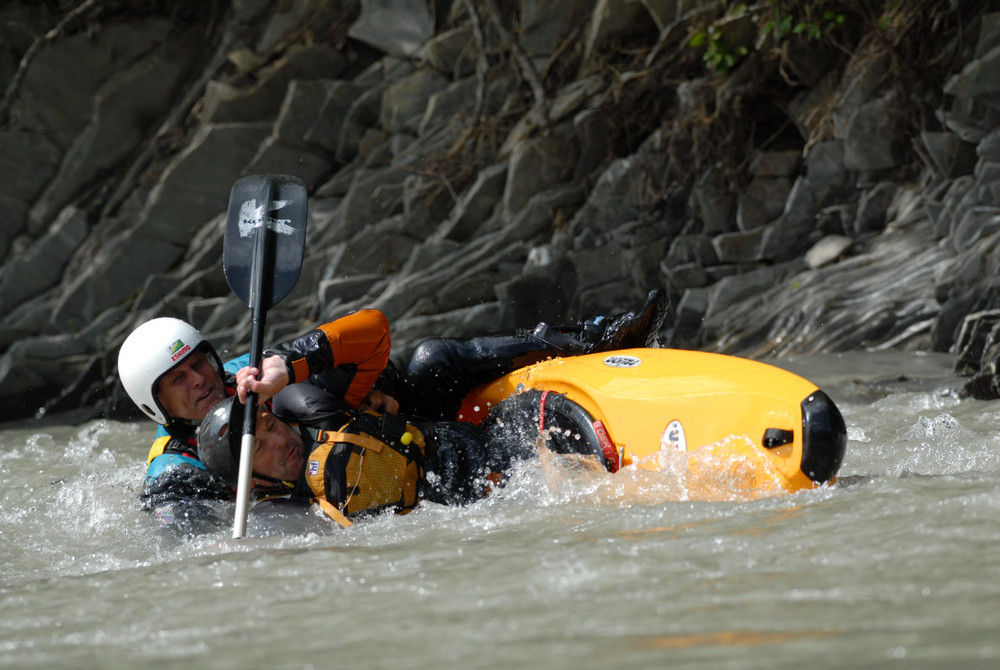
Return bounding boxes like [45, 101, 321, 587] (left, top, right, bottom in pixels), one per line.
[762, 2, 845, 42]
[689, 1, 845, 76]
[689, 25, 750, 75]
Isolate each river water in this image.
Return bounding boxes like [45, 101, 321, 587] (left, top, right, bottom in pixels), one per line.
[1, 351, 997, 669]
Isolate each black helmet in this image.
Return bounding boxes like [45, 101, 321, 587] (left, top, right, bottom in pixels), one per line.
[197, 396, 245, 484]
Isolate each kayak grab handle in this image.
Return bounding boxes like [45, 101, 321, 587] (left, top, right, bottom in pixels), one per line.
[762, 428, 794, 448]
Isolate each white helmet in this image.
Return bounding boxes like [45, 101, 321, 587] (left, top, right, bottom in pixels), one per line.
[118, 317, 224, 425]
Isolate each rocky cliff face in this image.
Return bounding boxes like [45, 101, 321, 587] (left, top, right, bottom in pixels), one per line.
[2, 0, 999, 424]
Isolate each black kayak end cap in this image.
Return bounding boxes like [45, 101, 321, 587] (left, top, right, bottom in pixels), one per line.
[800, 391, 847, 483]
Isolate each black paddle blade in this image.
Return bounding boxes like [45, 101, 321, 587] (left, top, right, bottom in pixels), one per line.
[223, 174, 308, 309]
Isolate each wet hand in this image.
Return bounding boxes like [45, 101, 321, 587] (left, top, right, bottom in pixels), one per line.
[360, 389, 399, 415]
[236, 355, 290, 404]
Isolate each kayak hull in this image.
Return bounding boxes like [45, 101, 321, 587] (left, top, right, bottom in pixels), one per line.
[459, 348, 847, 495]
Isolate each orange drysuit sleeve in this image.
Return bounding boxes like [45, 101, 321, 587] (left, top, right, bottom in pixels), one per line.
[264, 309, 391, 408]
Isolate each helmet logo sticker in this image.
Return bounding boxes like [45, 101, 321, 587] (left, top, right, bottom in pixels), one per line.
[238, 198, 298, 238]
[603, 354, 641, 368]
[660, 420, 687, 451]
[169, 340, 192, 362]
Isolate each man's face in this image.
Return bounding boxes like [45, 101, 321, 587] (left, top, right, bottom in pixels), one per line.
[252, 411, 306, 481]
[156, 349, 226, 422]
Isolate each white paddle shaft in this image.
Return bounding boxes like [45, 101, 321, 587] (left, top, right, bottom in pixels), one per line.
[232, 432, 255, 539]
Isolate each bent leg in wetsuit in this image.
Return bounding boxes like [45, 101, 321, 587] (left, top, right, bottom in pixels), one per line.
[397, 289, 669, 421]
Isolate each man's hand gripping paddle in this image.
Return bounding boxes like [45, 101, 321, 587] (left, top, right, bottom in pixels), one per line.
[223, 174, 307, 539]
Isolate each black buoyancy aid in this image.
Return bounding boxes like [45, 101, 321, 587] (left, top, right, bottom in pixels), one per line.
[296, 411, 427, 526]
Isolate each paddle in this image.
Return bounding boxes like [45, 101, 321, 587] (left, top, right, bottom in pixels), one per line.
[223, 174, 308, 538]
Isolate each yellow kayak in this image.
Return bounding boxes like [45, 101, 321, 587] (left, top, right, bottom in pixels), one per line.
[458, 348, 846, 497]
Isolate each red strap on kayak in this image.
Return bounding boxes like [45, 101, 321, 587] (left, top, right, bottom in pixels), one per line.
[593, 420, 620, 472]
[538, 390, 550, 430]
